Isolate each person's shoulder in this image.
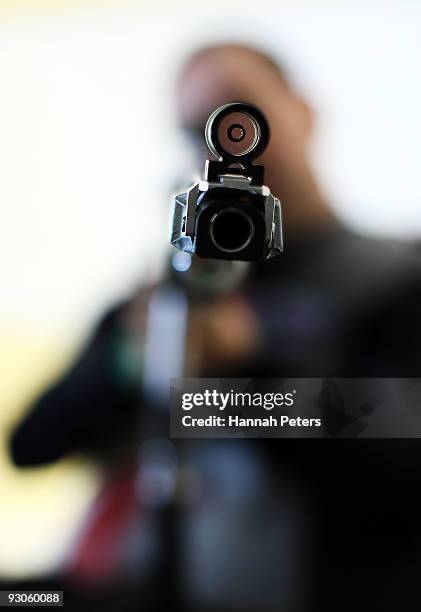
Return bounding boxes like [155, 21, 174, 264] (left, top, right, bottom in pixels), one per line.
[332, 230, 421, 299]
[252, 225, 421, 289]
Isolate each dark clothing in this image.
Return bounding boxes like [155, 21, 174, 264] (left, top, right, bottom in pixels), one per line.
[10, 227, 421, 611]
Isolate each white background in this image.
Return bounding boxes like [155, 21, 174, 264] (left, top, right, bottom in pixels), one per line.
[1, 1, 421, 337]
[0, 0, 420, 579]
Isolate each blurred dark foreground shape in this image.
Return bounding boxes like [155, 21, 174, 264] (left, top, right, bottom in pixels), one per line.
[8, 44, 421, 612]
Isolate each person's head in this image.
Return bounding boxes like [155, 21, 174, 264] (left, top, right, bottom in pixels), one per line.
[177, 44, 334, 234]
[178, 45, 311, 182]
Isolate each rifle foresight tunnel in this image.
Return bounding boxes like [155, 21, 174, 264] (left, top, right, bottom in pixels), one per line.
[171, 102, 283, 262]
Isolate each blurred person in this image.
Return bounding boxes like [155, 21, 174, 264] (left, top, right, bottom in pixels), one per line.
[8, 44, 421, 611]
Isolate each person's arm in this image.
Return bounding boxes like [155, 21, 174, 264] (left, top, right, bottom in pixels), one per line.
[10, 301, 141, 467]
